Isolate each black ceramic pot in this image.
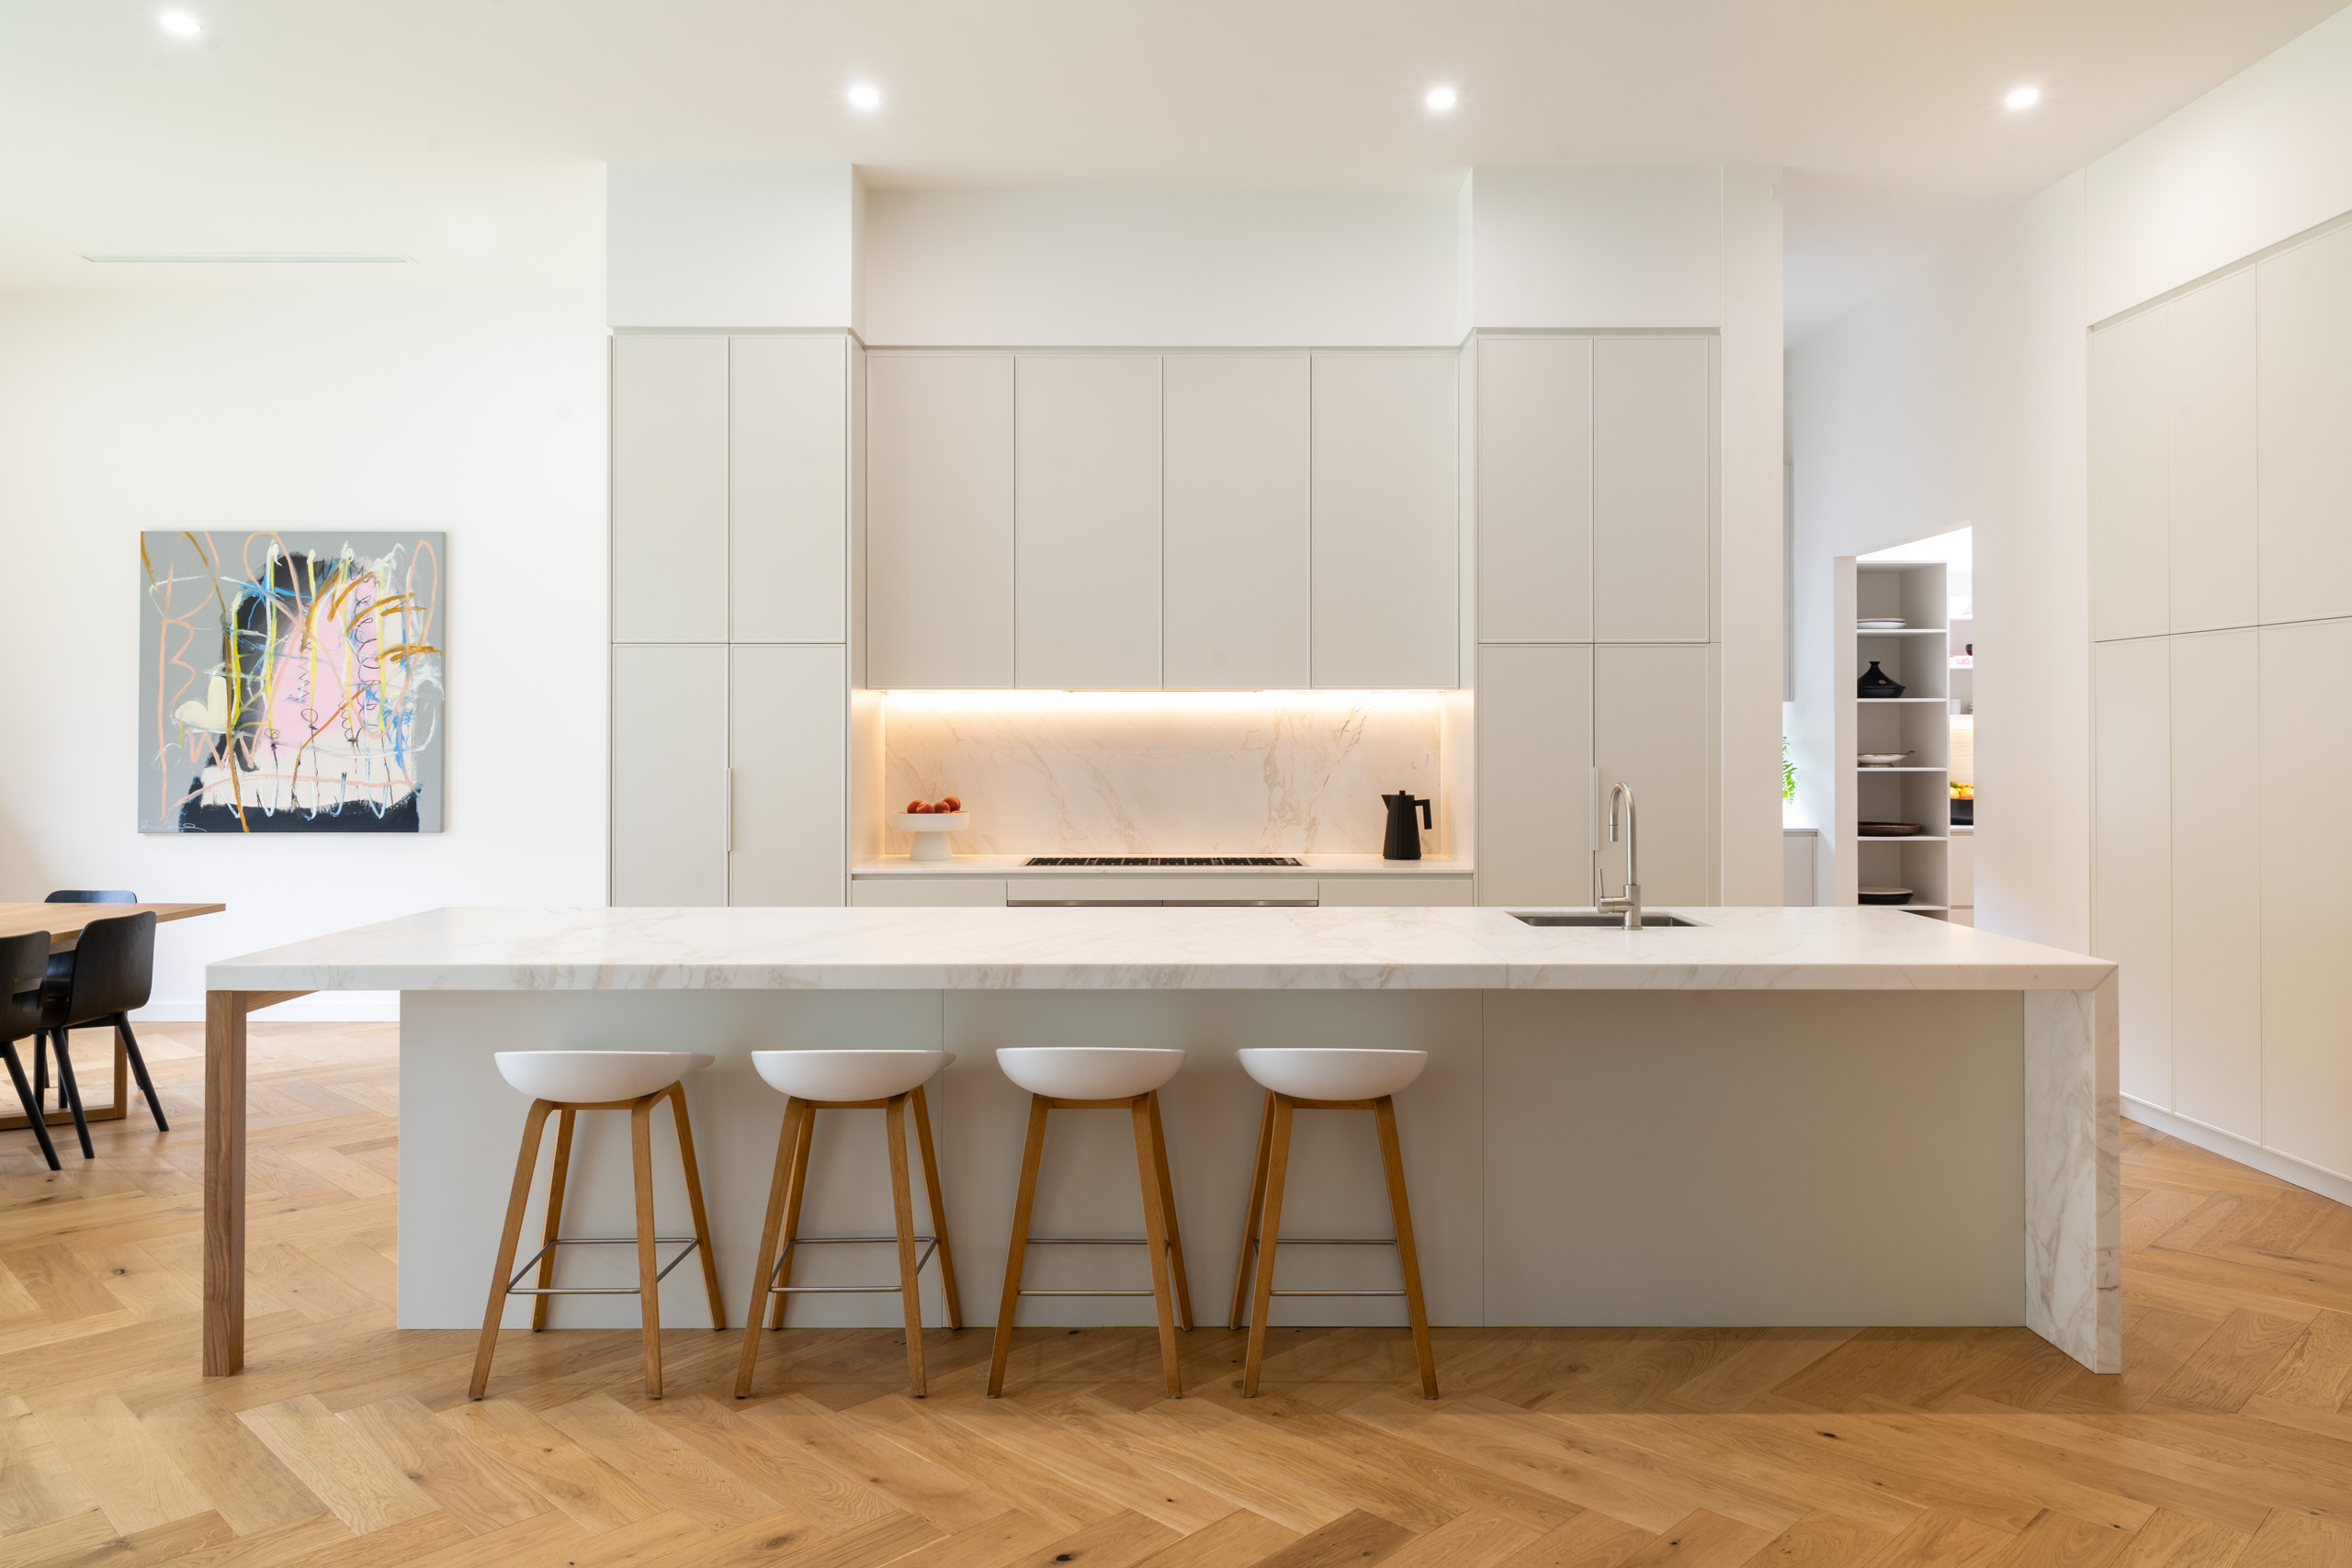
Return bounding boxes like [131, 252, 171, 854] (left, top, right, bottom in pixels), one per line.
[1858, 660, 1905, 699]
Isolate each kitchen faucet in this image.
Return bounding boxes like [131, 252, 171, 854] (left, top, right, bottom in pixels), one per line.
[1593, 782, 1643, 931]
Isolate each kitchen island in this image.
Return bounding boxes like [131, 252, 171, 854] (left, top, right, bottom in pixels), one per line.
[201, 905, 2117, 1377]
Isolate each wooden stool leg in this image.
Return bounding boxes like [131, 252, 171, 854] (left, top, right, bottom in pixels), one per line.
[1374, 1096, 1438, 1399]
[737, 1098, 808, 1396]
[630, 1095, 664, 1399]
[1131, 1094, 1183, 1398]
[1147, 1091, 1194, 1332]
[910, 1083, 963, 1329]
[471, 1100, 556, 1400]
[668, 1084, 725, 1329]
[1227, 1091, 1275, 1330]
[1242, 1094, 1295, 1398]
[885, 1094, 929, 1396]
[988, 1094, 1050, 1397]
[766, 1106, 816, 1329]
[530, 1110, 576, 1331]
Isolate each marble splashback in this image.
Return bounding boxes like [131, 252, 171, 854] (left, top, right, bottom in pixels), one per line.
[879, 691, 1442, 856]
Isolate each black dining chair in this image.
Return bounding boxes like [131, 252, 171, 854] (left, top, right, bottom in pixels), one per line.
[33, 889, 137, 1116]
[37, 911, 167, 1155]
[3, 931, 62, 1170]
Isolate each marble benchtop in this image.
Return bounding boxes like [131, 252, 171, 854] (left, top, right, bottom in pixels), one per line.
[850, 853, 1474, 877]
[208, 905, 2115, 994]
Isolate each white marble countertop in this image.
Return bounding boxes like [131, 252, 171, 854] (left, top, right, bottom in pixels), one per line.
[208, 905, 2114, 993]
[849, 853, 1474, 877]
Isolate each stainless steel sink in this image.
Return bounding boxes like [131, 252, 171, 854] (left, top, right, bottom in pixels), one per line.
[1510, 912, 1704, 928]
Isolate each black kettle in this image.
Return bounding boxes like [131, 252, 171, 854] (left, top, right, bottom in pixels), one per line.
[1382, 792, 1433, 862]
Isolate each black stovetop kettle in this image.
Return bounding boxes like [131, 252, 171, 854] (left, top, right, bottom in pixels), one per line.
[1382, 791, 1433, 862]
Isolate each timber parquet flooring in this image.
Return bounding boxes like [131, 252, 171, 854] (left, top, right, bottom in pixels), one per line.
[2, 1022, 2349, 1568]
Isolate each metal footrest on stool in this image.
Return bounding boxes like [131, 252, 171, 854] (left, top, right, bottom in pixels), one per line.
[765, 1234, 940, 1295]
[1260, 1235, 1408, 1297]
[507, 1235, 703, 1297]
[1015, 1235, 1180, 1298]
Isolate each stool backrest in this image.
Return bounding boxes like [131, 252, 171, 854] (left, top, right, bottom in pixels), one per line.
[62, 912, 156, 1021]
[1, 931, 48, 1043]
[46, 890, 138, 904]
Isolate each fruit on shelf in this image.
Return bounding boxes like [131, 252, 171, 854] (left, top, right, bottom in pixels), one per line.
[902, 797, 966, 815]
[1951, 783, 1975, 799]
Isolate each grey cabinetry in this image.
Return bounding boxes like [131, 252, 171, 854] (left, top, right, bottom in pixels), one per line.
[1310, 355, 1460, 688]
[612, 336, 729, 643]
[1592, 336, 1712, 643]
[730, 336, 848, 643]
[612, 645, 729, 907]
[1477, 336, 1593, 643]
[1163, 355, 1310, 688]
[866, 354, 1015, 687]
[1015, 355, 1162, 688]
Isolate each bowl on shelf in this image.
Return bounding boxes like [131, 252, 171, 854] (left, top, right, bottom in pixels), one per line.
[890, 811, 970, 862]
[1858, 751, 1912, 767]
[1858, 821, 1922, 837]
[1859, 886, 1915, 906]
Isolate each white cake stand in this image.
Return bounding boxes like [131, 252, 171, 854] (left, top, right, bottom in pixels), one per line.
[891, 812, 969, 862]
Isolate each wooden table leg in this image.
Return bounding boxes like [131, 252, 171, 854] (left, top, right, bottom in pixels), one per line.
[203, 990, 248, 1377]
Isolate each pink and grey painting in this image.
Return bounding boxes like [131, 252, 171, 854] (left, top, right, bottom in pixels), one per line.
[139, 531, 444, 833]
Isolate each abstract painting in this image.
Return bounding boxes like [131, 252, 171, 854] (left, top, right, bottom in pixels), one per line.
[140, 531, 444, 832]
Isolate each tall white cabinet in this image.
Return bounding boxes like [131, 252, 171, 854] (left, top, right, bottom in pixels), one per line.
[2089, 219, 2352, 1201]
[610, 333, 854, 908]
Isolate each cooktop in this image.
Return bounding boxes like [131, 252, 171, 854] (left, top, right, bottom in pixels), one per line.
[1021, 855, 1304, 867]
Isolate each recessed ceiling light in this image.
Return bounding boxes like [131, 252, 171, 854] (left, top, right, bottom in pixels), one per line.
[158, 9, 201, 38]
[2005, 85, 2041, 110]
[846, 81, 883, 113]
[1425, 85, 1458, 113]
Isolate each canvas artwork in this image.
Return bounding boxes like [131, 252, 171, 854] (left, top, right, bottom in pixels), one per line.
[139, 530, 445, 833]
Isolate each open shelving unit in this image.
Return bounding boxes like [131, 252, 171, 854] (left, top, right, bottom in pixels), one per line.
[1834, 558, 1952, 919]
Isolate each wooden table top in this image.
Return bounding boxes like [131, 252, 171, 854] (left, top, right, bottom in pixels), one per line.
[0, 902, 226, 952]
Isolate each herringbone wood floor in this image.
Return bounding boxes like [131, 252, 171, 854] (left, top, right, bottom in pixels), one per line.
[2, 1023, 2349, 1568]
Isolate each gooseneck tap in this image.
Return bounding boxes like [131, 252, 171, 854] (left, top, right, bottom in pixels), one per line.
[1592, 782, 1643, 931]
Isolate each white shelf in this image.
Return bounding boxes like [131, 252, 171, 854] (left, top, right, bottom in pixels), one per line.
[1855, 626, 1947, 636]
[1858, 834, 1951, 843]
[1859, 696, 1947, 705]
[1858, 766, 1947, 773]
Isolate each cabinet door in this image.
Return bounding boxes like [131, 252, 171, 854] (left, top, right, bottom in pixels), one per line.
[1595, 644, 1712, 906]
[866, 355, 1014, 687]
[611, 644, 728, 906]
[2095, 637, 2172, 1109]
[2166, 271, 2258, 633]
[1475, 644, 1593, 908]
[612, 336, 729, 643]
[2260, 620, 2352, 1179]
[1592, 337, 1710, 643]
[2169, 629, 2262, 1140]
[2087, 309, 2169, 642]
[1310, 355, 1459, 688]
[2259, 225, 2352, 626]
[729, 645, 846, 907]
[1015, 355, 1162, 689]
[1163, 355, 1309, 688]
[1478, 336, 1593, 643]
[730, 336, 846, 644]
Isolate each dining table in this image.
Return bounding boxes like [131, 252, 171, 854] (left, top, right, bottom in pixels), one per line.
[1, 901, 225, 1135]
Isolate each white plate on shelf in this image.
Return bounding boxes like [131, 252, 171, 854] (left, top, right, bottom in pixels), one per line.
[1858, 752, 1912, 767]
[1859, 886, 1915, 906]
[1858, 618, 1907, 630]
[890, 812, 969, 862]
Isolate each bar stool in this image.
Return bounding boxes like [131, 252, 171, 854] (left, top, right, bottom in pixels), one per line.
[989, 1047, 1193, 1399]
[735, 1049, 962, 1399]
[1228, 1048, 1437, 1399]
[470, 1051, 724, 1401]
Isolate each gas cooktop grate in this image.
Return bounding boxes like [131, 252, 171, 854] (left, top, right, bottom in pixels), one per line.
[1022, 855, 1304, 867]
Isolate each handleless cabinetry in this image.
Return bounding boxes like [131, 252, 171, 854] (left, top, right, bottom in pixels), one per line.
[2087, 309, 2170, 643]
[612, 336, 729, 644]
[729, 645, 848, 906]
[1162, 355, 1310, 689]
[2258, 224, 2352, 626]
[1309, 354, 1461, 688]
[730, 336, 848, 643]
[1592, 336, 1712, 643]
[1595, 644, 1713, 906]
[866, 354, 1015, 688]
[1476, 644, 1595, 908]
[1476, 336, 1593, 643]
[1015, 355, 1162, 689]
[2165, 272, 2259, 635]
[2167, 629, 2262, 1141]
[2092, 637, 2172, 1109]
[612, 644, 729, 907]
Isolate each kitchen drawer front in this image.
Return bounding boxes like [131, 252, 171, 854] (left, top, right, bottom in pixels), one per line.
[1315, 875, 1473, 907]
[1006, 875, 1317, 905]
[851, 879, 1010, 908]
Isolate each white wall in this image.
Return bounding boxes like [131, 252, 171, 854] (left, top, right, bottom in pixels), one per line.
[1466, 167, 1729, 330]
[0, 288, 608, 1017]
[607, 163, 863, 331]
[862, 188, 1459, 346]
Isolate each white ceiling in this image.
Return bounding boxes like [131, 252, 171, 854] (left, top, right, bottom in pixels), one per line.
[3, 0, 2344, 338]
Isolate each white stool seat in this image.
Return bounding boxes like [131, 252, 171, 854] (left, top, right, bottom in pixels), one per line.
[494, 1051, 714, 1104]
[752, 1049, 953, 1101]
[996, 1046, 1183, 1100]
[1238, 1048, 1427, 1101]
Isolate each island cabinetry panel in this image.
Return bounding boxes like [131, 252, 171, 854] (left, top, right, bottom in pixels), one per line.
[1310, 354, 1460, 688]
[1015, 355, 1163, 689]
[1596, 644, 1713, 907]
[612, 335, 729, 643]
[2093, 637, 2172, 1110]
[1315, 876, 1475, 907]
[866, 354, 1015, 687]
[1592, 335, 1712, 643]
[2165, 271, 2259, 635]
[2259, 224, 2352, 626]
[729, 335, 848, 644]
[1476, 644, 1594, 908]
[611, 644, 729, 907]
[729, 645, 848, 907]
[850, 879, 1010, 907]
[1476, 336, 1592, 643]
[2168, 629, 2262, 1142]
[2088, 308, 2169, 644]
[1162, 355, 1310, 689]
